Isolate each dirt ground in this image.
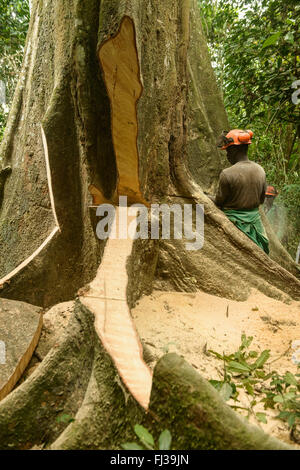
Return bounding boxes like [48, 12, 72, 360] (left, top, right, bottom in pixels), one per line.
[132, 289, 300, 446]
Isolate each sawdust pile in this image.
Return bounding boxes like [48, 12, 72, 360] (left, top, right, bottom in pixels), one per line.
[133, 289, 300, 445]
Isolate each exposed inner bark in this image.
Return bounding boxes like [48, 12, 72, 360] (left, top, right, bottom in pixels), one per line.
[0, 302, 96, 449]
[96, 16, 148, 206]
[0, 0, 107, 306]
[0, 299, 43, 401]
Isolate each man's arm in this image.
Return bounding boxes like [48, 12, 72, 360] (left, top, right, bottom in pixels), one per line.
[215, 172, 230, 208]
[260, 178, 267, 205]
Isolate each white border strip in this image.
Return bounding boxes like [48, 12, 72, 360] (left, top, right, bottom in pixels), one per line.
[0, 126, 60, 287]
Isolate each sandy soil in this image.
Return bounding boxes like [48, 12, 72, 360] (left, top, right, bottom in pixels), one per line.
[132, 289, 300, 445]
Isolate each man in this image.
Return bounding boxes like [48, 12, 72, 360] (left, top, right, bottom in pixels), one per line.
[264, 185, 279, 214]
[210, 129, 269, 254]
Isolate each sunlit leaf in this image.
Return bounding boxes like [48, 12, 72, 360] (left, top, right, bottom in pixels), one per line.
[254, 350, 271, 369]
[220, 382, 233, 401]
[134, 425, 154, 449]
[121, 443, 144, 450]
[158, 430, 172, 450]
[228, 361, 251, 373]
[262, 32, 281, 49]
[256, 412, 268, 424]
[284, 32, 294, 43]
[284, 372, 299, 387]
[273, 395, 284, 403]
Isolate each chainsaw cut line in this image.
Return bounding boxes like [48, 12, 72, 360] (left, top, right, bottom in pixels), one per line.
[0, 227, 59, 287]
[41, 124, 60, 230]
[0, 126, 60, 287]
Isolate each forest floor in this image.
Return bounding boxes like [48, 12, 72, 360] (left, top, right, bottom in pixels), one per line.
[20, 287, 300, 448]
[132, 289, 300, 447]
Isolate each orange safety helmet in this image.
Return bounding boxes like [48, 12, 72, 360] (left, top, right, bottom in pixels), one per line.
[218, 129, 254, 150]
[265, 185, 279, 197]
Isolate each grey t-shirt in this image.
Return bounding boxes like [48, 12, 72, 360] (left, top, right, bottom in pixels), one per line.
[215, 160, 266, 210]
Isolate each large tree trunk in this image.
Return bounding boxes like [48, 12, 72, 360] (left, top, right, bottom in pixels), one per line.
[0, 0, 299, 450]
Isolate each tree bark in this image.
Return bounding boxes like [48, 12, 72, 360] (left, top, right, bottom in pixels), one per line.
[149, 353, 294, 450]
[0, 303, 295, 450]
[0, 0, 299, 450]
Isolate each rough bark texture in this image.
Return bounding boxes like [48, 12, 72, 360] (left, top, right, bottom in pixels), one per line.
[155, 196, 300, 302]
[0, 301, 95, 449]
[149, 353, 294, 450]
[0, 0, 299, 450]
[0, 0, 109, 306]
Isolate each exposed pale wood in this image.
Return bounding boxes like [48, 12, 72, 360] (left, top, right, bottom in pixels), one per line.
[80, 207, 153, 410]
[83, 18, 153, 410]
[0, 300, 43, 401]
[40, 124, 60, 230]
[99, 16, 148, 206]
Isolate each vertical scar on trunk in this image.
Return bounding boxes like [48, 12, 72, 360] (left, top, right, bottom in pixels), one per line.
[89, 16, 148, 207]
[83, 17, 153, 410]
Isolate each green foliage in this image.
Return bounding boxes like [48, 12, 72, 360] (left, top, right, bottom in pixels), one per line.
[122, 425, 172, 451]
[0, 0, 30, 141]
[199, 0, 299, 124]
[209, 334, 300, 440]
[0, 108, 8, 141]
[0, 0, 30, 57]
[198, 0, 300, 257]
[56, 413, 75, 424]
[158, 429, 172, 451]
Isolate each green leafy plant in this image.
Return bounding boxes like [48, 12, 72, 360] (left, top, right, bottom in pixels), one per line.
[122, 425, 172, 450]
[208, 334, 300, 441]
[56, 413, 75, 424]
